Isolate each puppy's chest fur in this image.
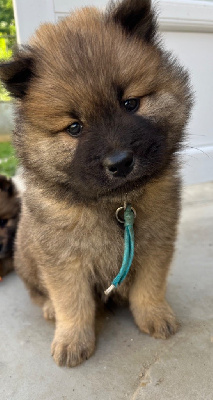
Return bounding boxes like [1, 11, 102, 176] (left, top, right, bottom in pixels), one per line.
[18, 170, 179, 301]
[22, 191, 133, 287]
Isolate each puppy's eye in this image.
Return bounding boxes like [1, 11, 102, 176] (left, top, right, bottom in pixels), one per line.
[123, 98, 140, 113]
[67, 122, 82, 137]
[0, 219, 8, 228]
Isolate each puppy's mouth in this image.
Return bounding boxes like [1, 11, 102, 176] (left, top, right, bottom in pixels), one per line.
[67, 132, 169, 202]
[76, 168, 154, 202]
[68, 151, 170, 203]
[94, 154, 168, 200]
[98, 175, 149, 199]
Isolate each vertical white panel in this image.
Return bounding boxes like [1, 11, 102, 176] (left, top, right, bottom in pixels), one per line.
[162, 31, 213, 148]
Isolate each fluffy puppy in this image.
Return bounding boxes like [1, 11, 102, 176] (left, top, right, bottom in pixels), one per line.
[0, 175, 20, 277]
[0, 0, 193, 367]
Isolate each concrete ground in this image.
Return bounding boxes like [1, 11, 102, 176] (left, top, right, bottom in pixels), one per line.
[0, 182, 212, 400]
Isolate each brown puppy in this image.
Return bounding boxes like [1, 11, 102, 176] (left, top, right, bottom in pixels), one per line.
[0, 175, 20, 277]
[0, 0, 193, 367]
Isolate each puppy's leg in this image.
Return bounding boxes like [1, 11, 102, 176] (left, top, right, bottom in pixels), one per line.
[0, 258, 13, 277]
[43, 298, 55, 321]
[43, 258, 95, 367]
[129, 249, 179, 339]
[29, 285, 47, 306]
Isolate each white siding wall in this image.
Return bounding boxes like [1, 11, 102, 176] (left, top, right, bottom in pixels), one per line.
[13, 0, 213, 185]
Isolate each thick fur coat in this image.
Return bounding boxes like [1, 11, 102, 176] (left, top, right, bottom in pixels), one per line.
[0, 0, 192, 367]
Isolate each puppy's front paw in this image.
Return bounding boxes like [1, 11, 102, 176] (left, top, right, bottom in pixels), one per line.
[51, 328, 95, 367]
[132, 301, 179, 340]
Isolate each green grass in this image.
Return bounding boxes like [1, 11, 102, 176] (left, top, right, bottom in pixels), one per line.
[0, 83, 11, 101]
[0, 34, 13, 102]
[0, 141, 18, 176]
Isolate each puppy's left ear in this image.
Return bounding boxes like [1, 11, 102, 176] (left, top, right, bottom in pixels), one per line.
[107, 0, 157, 43]
[0, 48, 34, 98]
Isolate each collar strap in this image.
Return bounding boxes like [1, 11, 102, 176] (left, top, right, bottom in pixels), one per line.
[104, 204, 135, 296]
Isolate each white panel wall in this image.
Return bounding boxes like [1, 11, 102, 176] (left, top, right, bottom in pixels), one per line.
[12, 0, 55, 44]
[54, 0, 104, 12]
[12, 0, 213, 185]
[161, 31, 213, 185]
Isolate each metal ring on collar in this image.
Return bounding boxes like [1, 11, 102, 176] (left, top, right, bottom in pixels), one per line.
[115, 206, 136, 224]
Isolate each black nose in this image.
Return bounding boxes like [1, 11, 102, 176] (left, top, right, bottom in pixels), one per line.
[103, 151, 134, 177]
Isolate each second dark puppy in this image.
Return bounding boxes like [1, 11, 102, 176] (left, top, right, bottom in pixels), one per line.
[0, 175, 20, 278]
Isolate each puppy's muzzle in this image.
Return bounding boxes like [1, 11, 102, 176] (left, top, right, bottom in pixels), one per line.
[103, 150, 134, 177]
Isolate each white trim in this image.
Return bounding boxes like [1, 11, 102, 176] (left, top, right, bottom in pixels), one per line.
[55, 1, 213, 33]
[157, 0, 213, 32]
[55, 13, 68, 21]
[13, 0, 213, 41]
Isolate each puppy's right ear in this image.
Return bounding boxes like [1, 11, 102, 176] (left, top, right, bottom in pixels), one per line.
[0, 48, 34, 99]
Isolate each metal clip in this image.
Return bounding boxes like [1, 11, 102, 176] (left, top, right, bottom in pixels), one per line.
[115, 205, 136, 224]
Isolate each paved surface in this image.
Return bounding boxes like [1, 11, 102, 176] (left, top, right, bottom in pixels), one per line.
[0, 183, 213, 400]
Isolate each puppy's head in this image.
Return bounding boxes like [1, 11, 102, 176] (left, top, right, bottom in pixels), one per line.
[0, 0, 193, 202]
